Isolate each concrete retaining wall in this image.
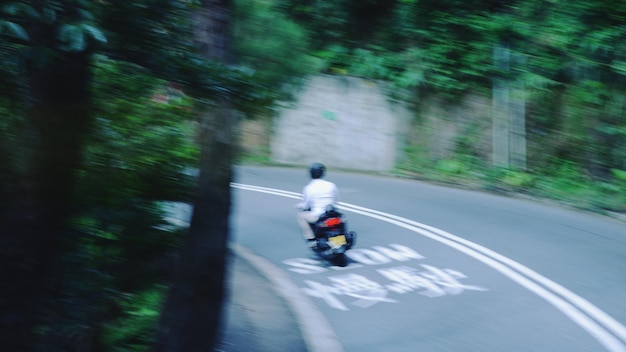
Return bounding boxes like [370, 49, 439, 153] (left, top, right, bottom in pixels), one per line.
[270, 75, 410, 172]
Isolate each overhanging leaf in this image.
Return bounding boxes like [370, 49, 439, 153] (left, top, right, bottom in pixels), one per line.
[58, 23, 85, 52]
[1, 3, 40, 19]
[610, 60, 626, 75]
[81, 24, 107, 43]
[0, 20, 29, 40]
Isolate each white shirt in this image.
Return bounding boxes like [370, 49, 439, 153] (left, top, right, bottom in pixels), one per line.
[299, 178, 339, 217]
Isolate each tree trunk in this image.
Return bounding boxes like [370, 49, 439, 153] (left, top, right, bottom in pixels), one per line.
[0, 49, 91, 351]
[154, 1, 235, 351]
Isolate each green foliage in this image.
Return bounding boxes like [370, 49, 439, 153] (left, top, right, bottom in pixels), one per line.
[0, 19, 28, 39]
[57, 23, 107, 51]
[234, 0, 318, 96]
[349, 48, 391, 79]
[2, 0, 325, 349]
[341, 0, 626, 184]
[87, 55, 198, 203]
[0, 10, 28, 102]
[613, 169, 626, 183]
[436, 159, 466, 175]
[27, 54, 197, 350]
[97, 0, 192, 63]
[395, 153, 626, 214]
[277, 0, 501, 99]
[102, 286, 167, 352]
[501, 171, 535, 189]
[274, 0, 349, 48]
[1, 1, 106, 53]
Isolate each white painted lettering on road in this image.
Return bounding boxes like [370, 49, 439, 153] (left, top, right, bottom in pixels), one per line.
[283, 257, 330, 275]
[348, 244, 425, 265]
[291, 244, 487, 310]
[302, 274, 397, 311]
[380, 265, 488, 297]
[282, 244, 423, 274]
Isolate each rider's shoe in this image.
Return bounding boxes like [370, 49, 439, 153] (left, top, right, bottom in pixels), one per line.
[307, 239, 318, 249]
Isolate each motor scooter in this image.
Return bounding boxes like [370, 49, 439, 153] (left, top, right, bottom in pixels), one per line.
[308, 205, 356, 267]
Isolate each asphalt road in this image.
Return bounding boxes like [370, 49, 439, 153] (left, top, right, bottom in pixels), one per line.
[231, 165, 626, 352]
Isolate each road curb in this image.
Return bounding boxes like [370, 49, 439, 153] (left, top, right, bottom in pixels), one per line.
[230, 243, 344, 352]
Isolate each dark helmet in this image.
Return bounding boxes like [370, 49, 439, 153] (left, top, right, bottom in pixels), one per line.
[309, 162, 326, 179]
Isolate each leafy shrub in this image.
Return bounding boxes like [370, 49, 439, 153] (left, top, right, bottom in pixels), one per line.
[103, 286, 167, 352]
[435, 159, 466, 175]
[501, 171, 535, 189]
[32, 55, 198, 350]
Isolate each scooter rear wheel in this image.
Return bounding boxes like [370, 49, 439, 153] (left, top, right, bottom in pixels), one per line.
[334, 253, 348, 267]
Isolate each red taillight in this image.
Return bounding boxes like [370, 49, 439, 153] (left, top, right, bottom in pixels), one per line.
[324, 217, 342, 227]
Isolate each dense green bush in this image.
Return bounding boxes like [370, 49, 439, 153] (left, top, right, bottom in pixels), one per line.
[31, 55, 199, 351]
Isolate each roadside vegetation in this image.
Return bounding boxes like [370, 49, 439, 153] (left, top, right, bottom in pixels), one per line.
[1, 0, 310, 350]
[395, 153, 626, 218]
[241, 0, 626, 219]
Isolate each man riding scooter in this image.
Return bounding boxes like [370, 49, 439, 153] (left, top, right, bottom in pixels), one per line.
[295, 162, 339, 248]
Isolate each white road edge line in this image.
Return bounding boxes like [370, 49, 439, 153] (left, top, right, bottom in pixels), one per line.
[231, 243, 345, 352]
[232, 182, 626, 352]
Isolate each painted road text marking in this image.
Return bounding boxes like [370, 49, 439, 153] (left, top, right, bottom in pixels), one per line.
[285, 243, 486, 310]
